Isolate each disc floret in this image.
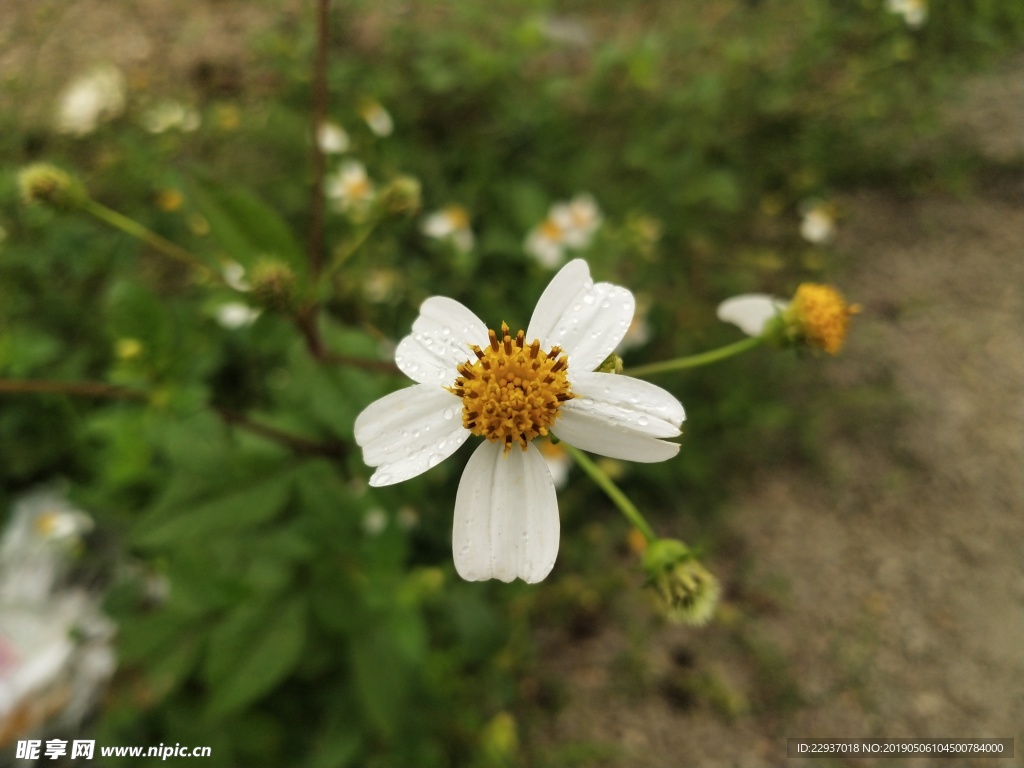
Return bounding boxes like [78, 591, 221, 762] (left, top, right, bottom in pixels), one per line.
[451, 322, 573, 454]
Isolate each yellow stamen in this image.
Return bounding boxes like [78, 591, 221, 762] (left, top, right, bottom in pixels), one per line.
[450, 325, 573, 454]
[789, 283, 860, 354]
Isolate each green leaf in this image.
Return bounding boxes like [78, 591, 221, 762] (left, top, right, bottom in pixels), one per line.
[187, 176, 306, 275]
[205, 598, 307, 720]
[133, 467, 295, 547]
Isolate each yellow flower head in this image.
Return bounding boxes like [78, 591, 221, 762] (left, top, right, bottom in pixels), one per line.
[786, 283, 861, 355]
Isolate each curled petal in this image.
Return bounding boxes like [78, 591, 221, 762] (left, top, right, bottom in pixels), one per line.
[453, 441, 559, 583]
[526, 259, 635, 373]
[354, 385, 470, 486]
[395, 296, 488, 385]
[716, 294, 788, 337]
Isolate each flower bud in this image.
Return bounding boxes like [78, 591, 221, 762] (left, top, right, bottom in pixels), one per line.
[18, 164, 87, 210]
[381, 175, 422, 216]
[783, 282, 860, 355]
[643, 539, 720, 626]
[596, 352, 624, 374]
[249, 258, 297, 312]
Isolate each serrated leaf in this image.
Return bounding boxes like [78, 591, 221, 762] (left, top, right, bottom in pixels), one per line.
[205, 599, 307, 720]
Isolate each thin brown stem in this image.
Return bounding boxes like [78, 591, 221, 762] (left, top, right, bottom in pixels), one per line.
[320, 352, 402, 375]
[0, 379, 146, 400]
[217, 407, 345, 459]
[309, 0, 330, 277]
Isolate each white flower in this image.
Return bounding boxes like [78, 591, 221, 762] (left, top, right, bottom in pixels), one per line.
[54, 64, 126, 136]
[215, 302, 261, 329]
[524, 217, 569, 268]
[317, 120, 350, 154]
[0, 490, 93, 605]
[354, 259, 685, 583]
[525, 194, 603, 268]
[886, 0, 927, 28]
[325, 160, 375, 216]
[359, 100, 394, 137]
[222, 261, 251, 292]
[552, 194, 602, 249]
[362, 508, 388, 536]
[421, 205, 474, 253]
[799, 199, 836, 244]
[141, 101, 201, 134]
[716, 294, 788, 338]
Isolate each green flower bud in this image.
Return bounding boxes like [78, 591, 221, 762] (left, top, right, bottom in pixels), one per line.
[381, 175, 422, 216]
[643, 539, 720, 626]
[250, 258, 297, 312]
[596, 352, 624, 374]
[18, 164, 87, 210]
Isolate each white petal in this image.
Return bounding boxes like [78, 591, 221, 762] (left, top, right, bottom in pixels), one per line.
[553, 373, 684, 463]
[716, 294, 788, 337]
[526, 259, 635, 373]
[452, 441, 560, 584]
[567, 372, 684, 437]
[394, 296, 488, 385]
[354, 385, 470, 486]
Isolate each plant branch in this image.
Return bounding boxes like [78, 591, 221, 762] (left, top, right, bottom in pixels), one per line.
[309, 0, 330, 278]
[0, 379, 146, 400]
[217, 407, 346, 459]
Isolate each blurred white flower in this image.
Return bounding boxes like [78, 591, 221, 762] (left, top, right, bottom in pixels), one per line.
[359, 100, 394, 137]
[317, 120, 350, 154]
[0, 491, 93, 605]
[141, 101, 201, 134]
[552, 194, 602, 249]
[525, 194, 603, 268]
[361, 267, 400, 304]
[525, 217, 569, 269]
[326, 160, 375, 217]
[886, 0, 927, 28]
[222, 261, 251, 292]
[799, 199, 836, 244]
[215, 302, 261, 329]
[716, 294, 788, 338]
[538, 15, 592, 47]
[421, 205, 474, 253]
[0, 490, 115, 743]
[363, 508, 388, 536]
[54, 64, 126, 136]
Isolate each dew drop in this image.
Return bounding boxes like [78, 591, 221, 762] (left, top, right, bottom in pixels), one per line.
[443, 407, 456, 420]
[443, 326, 451, 336]
[400, 430, 409, 438]
[572, 303, 582, 312]
[428, 453, 443, 468]
[600, 299, 611, 309]
[638, 415, 649, 426]
[583, 293, 595, 305]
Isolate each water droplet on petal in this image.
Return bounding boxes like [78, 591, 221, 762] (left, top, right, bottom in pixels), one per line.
[443, 407, 456, 420]
[638, 415, 649, 426]
[583, 294, 595, 304]
[428, 453, 443, 468]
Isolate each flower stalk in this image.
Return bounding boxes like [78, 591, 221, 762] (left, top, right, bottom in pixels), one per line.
[625, 335, 762, 377]
[561, 443, 657, 543]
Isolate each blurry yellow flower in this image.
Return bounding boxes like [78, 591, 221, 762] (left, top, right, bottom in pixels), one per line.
[54, 64, 125, 136]
[115, 338, 143, 360]
[421, 205, 474, 253]
[524, 216, 569, 268]
[155, 188, 183, 212]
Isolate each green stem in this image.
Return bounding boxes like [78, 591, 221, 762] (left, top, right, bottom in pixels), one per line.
[625, 335, 762, 377]
[562, 443, 657, 542]
[82, 199, 214, 279]
[319, 218, 380, 288]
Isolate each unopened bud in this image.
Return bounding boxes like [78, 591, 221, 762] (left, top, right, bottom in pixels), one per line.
[18, 164, 87, 210]
[643, 539, 721, 626]
[597, 352, 624, 374]
[381, 175, 422, 216]
[250, 258, 297, 311]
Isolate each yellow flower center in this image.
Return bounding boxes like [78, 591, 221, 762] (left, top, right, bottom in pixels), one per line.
[451, 322, 573, 454]
[33, 511, 61, 537]
[790, 283, 861, 354]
